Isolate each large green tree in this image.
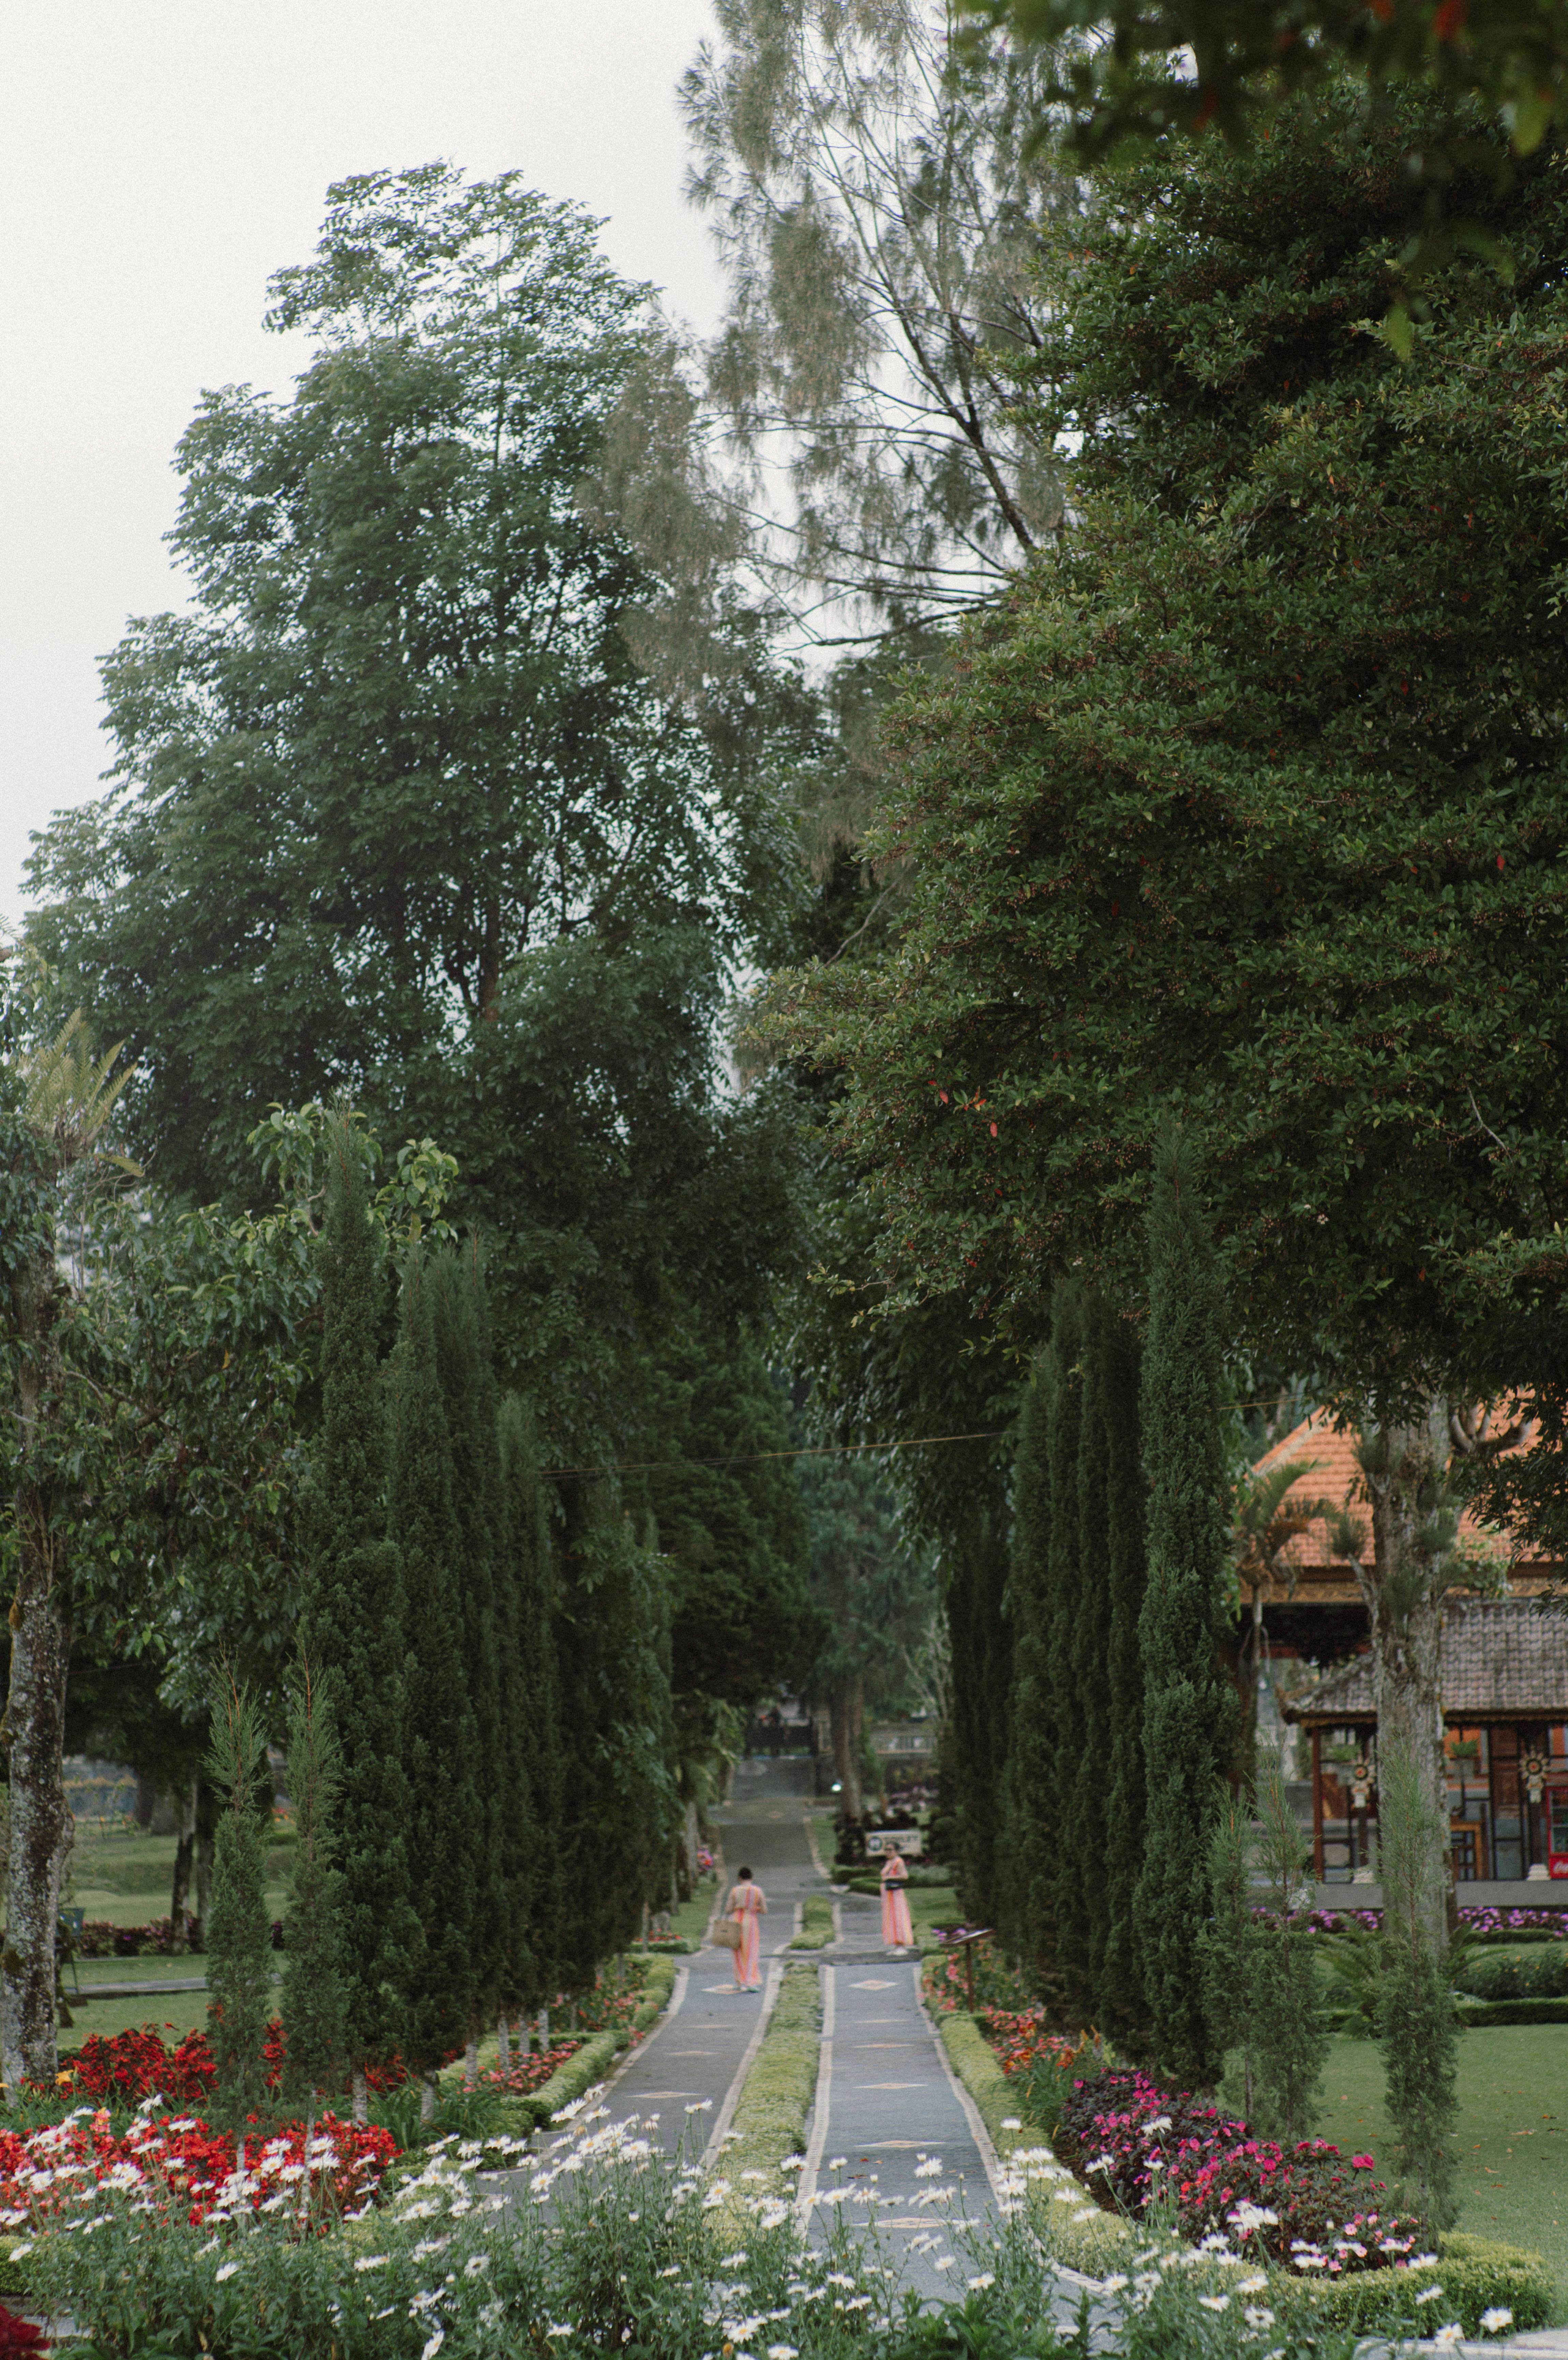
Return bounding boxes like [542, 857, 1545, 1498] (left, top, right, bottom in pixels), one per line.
[799, 1454, 936, 1821]
[26, 168, 804, 1475]
[765, 91, 1568, 1924]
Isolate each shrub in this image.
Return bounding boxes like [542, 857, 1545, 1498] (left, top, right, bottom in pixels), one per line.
[1055, 2067, 1425, 2271]
[60, 2020, 411, 2106]
[1455, 1943, 1568, 2000]
[922, 1939, 1035, 2017]
[1278, 2234, 1555, 2339]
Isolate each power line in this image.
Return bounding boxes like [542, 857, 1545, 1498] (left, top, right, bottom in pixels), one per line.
[542, 1430, 1009, 1479]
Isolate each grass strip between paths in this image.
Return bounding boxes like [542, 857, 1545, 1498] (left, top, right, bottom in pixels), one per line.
[711, 1963, 821, 2231]
[789, 1896, 835, 1950]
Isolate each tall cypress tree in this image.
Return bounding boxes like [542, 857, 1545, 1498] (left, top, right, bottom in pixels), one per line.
[298, 1119, 417, 2099]
[389, 1243, 478, 2094]
[553, 1477, 678, 1991]
[1098, 1305, 1149, 2048]
[430, 1245, 506, 2066]
[946, 1507, 1011, 1931]
[498, 1393, 563, 2015]
[1003, 1347, 1059, 1989]
[280, 1654, 347, 2152]
[1074, 1295, 1117, 2023]
[1046, 1284, 1088, 2017]
[1134, 1132, 1234, 2090]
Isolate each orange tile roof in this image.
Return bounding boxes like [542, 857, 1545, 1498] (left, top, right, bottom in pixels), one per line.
[1247, 1407, 1542, 1584]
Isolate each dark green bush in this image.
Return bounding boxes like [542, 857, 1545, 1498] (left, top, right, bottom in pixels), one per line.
[1455, 1943, 1568, 2000]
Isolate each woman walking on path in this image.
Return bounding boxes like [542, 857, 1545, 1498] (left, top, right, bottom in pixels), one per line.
[880, 1852, 914, 1949]
[729, 1865, 767, 1989]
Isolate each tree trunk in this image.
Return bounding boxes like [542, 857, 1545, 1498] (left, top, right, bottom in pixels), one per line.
[1357, 1403, 1454, 1955]
[830, 1676, 864, 1821]
[3, 1239, 76, 2091]
[193, 1811, 215, 1950]
[351, 2066, 368, 2125]
[496, 2013, 511, 2075]
[134, 1773, 157, 1830]
[169, 1779, 196, 1954]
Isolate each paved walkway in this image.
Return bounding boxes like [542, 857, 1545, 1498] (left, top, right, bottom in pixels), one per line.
[596, 1792, 818, 2162]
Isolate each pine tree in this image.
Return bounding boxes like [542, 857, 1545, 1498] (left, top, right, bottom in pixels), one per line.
[204, 1675, 274, 2122]
[280, 1654, 347, 2162]
[1003, 1347, 1058, 1988]
[389, 1243, 478, 2098]
[1135, 1132, 1234, 2089]
[298, 1118, 418, 2098]
[430, 1244, 506, 2073]
[1074, 1294, 1117, 2022]
[498, 1393, 563, 2016]
[1098, 1305, 1149, 2047]
[1047, 1284, 1089, 2018]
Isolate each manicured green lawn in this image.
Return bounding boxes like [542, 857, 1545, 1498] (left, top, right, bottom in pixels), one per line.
[662, 1879, 721, 1946]
[1320, 2030, 1568, 2300]
[68, 1824, 292, 1929]
[907, 1884, 960, 1942]
[60, 1991, 214, 2046]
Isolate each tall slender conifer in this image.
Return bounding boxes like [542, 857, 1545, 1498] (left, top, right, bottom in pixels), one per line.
[1047, 1284, 1088, 2016]
[431, 1246, 506, 2061]
[1073, 1295, 1116, 2018]
[389, 1244, 478, 2094]
[1134, 1133, 1234, 2088]
[946, 1508, 1011, 1931]
[299, 1119, 417, 2096]
[1098, 1308, 1149, 2046]
[499, 1393, 562, 2012]
[280, 1654, 348, 2151]
[1004, 1348, 1058, 1988]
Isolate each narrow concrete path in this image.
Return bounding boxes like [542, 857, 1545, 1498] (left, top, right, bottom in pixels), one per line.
[596, 1794, 817, 2160]
[796, 1959, 1002, 2304]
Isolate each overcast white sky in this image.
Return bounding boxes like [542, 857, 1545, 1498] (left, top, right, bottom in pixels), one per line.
[0, 0, 725, 925]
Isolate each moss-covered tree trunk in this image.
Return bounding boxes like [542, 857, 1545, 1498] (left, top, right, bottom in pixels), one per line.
[1355, 1407, 1454, 1954]
[3, 1234, 73, 2090]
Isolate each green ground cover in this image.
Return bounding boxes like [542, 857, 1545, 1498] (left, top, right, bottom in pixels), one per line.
[789, 1894, 835, 1948]
[1319, 2031, 1568, 2298]
[662, 1878, 720, 1946]
[61, 1991, 212, 2044]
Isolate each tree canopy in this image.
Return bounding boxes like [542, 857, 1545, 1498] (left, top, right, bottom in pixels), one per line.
[761, 93, 1568, 1412]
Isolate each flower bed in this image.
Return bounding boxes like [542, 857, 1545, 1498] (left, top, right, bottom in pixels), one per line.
[479, 2039, 582, 2096]
[1297, 1905, 1568, 1941]
[921, 1938, 1038, 2018]
[1055, 2067, 1425, 2275]
[0, 2105, 398, 2238]
[60, 2021, 412, 2106]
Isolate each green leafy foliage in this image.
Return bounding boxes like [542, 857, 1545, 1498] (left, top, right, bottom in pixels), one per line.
[758, 93, 1568, 1414]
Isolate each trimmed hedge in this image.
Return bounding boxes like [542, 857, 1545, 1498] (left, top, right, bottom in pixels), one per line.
[1455, 1994, 1568, 2026]
[789, 1897, 836, 1950]
[524, 1956, 680, 2125]
[1277, 2235, 1556, 2339]
[1456, 1944, 1568, 2000]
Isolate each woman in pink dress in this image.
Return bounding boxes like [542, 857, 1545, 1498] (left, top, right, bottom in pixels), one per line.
[729, 1864, 767, 1989]
[880, 1852, 914, 1948]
